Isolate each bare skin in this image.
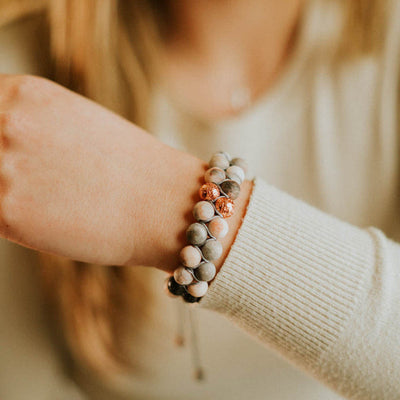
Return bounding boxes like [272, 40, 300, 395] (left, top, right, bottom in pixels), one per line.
[0, 1, 302, 277]
[0, 74, 251, 275]
[163, 0, 303, 120]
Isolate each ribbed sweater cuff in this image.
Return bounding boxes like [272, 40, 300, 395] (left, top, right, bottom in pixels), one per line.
[199, 176, 376, 367]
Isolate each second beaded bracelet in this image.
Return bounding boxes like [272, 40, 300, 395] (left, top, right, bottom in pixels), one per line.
[165, 151, 248, 303]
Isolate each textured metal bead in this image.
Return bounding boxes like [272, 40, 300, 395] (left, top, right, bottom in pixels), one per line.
[165, 276, 185, 297]
[209, 154, 230, 170]
[201, 239, 223, 261]
[187, 281, 208, 297]
[174, 266, 194, 285]
[204, 167, 226, 184]
[182, 292, 200, 303]
[194, 262, 216, 282]
[186, 223, 208, 246]
[180, 246, 202, 268]
[215, 197, 235, 218]
[226, 165, 245, 182]
[193, 201, 215, 222]
[230, 157, 248, 174]
[220, 180, 240, 200]
[199, 183, 220, 201]
[207, 216, 229, 239]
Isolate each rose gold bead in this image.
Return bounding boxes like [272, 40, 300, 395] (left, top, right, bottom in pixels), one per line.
[215, 197, 235, 218]
[199, 183, 220, 201]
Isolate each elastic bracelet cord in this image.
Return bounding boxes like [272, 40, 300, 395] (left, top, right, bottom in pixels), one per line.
[165, 151, 248, 381]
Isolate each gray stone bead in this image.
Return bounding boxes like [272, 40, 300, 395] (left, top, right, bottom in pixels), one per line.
[201, 239, 223, 261]
[229, 174, 242, 185]
[204, 167, 226, 184]
[186, 223, 208, 246]
[215, 151, 232, 162]
[194, 262, 216, 282]
[220, 180, 241, 200]
[209, 154, 230, 170]
[226, 165, 245, 182]
[231, 157, 248, 174]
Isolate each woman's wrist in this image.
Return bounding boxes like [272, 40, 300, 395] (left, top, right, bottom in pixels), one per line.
[164, 151, 253, 302]
[121, 144, 253, 277]
[120, 144, 207, 270]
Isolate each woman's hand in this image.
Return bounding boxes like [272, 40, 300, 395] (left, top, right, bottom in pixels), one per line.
[0, 74, 204, 270]
[0, 74, 252, 273]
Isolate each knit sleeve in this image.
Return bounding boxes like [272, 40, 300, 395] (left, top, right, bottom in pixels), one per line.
[199, 176, 400, 400]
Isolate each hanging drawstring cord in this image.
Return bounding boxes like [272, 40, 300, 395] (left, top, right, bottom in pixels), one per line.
[174, 301, 205, 381]
[188, 306, 205, 381]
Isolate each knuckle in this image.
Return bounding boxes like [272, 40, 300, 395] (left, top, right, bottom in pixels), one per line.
[3, 79, 20, 103]
[0, 76, 23, 105]
[0, 112, 11, 149]
[0, 110, 24, 143]
[1, 152, 25, 181]
[22, 75, 57, 96]
[1, 75, 55, 104]
[0, 76, 21, 104]
[1, 75, 35, 103]
[0, 111, 11, 131]
[0, 191, 19, 240]
[13, 75, 41, 98]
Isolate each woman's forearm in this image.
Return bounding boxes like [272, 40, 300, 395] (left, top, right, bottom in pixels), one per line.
[199, 176, 400, 400]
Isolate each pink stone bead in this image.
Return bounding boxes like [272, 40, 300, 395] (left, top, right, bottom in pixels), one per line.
[199, 183, 220, 201]
[187, 281, 208, 297]
[174, 266, 194, 285]
[215, 197, 235, 218]
[180, 245, 202, 268]
[204, 167, 226, 184]
[193, 201, 215, 222]
[208, 217, 229, 239]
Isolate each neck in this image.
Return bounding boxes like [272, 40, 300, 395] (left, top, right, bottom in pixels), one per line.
[162, 0, 304, 119]
[167, 0, 303, 63]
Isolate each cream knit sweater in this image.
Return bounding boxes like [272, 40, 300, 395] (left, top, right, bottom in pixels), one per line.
[1, 1, 400, 399]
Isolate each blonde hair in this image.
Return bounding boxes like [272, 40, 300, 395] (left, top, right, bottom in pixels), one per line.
[0, 0, 387, 377]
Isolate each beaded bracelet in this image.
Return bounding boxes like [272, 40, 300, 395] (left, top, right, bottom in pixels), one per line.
[165, 151, 247, 303]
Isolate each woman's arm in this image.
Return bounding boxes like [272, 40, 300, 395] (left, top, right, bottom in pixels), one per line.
[1, 73, 399, 400]
[0, 72, 254, 273]
[200, 176, 400, 400]
[0, 73, 211, 271]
